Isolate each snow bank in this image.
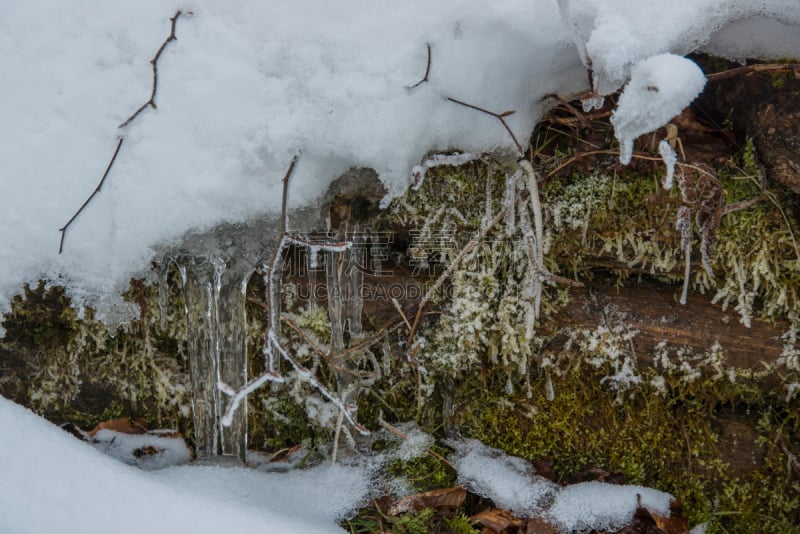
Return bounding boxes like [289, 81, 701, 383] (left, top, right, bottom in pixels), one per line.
[1, 0, 799, 315]
[0, 396, 371, 533]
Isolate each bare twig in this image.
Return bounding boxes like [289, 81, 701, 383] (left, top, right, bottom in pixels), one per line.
[447, 96, 524, 155]
[546, 93, 591, 128]
[119, 10, 187, 128]
[58, 137, 124, 254]
[407, 43, 432, 90]
[59, 11, 188, 254]
[706, 62, 800, 83]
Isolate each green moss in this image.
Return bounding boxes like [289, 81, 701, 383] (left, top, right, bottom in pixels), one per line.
[387, 446, 457, 493]
[1, 281, 77, 349]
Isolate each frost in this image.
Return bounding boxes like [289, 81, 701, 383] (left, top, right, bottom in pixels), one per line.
[658, 139, 678, 190]
[611, 54, 706, 165]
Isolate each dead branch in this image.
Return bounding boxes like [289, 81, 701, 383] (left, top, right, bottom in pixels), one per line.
[119, 10, 187, 128]
[446, 96, 524, 155]
[407, 43, 432, 90]
[706, 62, 800, 83]
[58, 137, 124, 254]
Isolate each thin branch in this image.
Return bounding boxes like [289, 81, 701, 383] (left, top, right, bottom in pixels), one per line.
[706, 62, 800, 83]
[447, 96, 524, 155]
[407, 43, 432, 90]
[58, 137, 124, 254]
[546, 93, 591, 128]
[119, 10, 187, 128]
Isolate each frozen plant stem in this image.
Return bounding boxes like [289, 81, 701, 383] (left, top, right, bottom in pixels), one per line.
[218, 155, 368, 435]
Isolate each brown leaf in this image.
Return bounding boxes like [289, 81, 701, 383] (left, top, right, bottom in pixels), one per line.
[89, 417, 148, 436]
[524, 517, 557, 534]
[652, 512, 690, 534]
[499, 110, 517, 117]
[389, 485, 466, 515]
[470, 508, 523, 533]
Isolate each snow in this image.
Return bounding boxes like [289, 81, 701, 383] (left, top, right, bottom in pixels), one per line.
[610, 54, 706, 165]
[0, 396, 373, 533]
[450, 439, 558, 515]
[2, 1, 799, 318]
[2, 1, 800, 528]
[547, 480, 672, 532]
[450, 438, 675, 532]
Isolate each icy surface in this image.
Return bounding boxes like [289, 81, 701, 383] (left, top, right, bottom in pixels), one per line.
[1, 0, 799, 316]
[611, 54, 706, 165]
[0, 396, 372, 533]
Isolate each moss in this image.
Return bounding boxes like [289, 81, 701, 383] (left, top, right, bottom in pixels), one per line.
[387, 446, 457, 493]
[1, 281, 77, 349]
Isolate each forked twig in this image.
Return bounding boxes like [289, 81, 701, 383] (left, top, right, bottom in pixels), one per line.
[446, 97, 524, 155]
[219, 155, 368, 436]
[119, 10, 187, 128]
[407, 43, 432, 90]
[58, 138, 124, 254]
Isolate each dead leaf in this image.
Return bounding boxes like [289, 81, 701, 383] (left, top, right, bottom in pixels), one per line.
[524, 517, 557, 534]
[499, 110, 517, 117]
[470, 508, 523, 533]
[89, 417, 148, 436]
[133, 445, 162, 457]
[652, 512, 689, 534]
[389, 485, 466, 515]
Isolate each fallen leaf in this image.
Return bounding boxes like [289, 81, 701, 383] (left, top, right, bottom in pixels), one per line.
[389, 485, 466, 515]
[470, 508, 523, 533]
[89, 417, 148, 436]
[524, 517, 557, 534]
[652, 512, 689, 534]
